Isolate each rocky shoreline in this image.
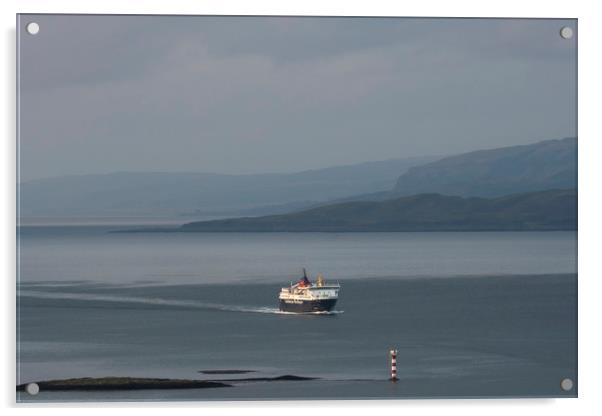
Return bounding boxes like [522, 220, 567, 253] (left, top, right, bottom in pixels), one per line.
[17, 377, 231, 391]
[17, 374, 318, 392]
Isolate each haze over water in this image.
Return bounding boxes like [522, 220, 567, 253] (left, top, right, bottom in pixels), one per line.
[18, 226, 576, 285]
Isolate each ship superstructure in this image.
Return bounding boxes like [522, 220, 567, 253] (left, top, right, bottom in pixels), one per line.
[278, 269, 340, 313]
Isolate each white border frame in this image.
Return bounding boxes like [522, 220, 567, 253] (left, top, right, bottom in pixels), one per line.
[3, 1, 600, 415]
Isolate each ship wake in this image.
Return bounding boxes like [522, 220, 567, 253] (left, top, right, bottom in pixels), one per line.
[18, 290, 342, 315]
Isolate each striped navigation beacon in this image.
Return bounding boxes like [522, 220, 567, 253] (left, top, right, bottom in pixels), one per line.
[389, 349, 399, 382]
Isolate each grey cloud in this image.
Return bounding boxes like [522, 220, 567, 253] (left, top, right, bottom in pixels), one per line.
[18, 15, 576, 181]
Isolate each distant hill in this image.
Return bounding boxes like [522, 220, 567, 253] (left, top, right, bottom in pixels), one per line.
[308, 138, 577, 206]
[392, 138, 576, 198]
[20, 138, 577, 222]
[179, 189, 576, 232]
[19, 156, 436, 218]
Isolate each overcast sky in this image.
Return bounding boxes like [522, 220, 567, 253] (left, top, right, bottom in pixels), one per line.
[18, 15, 576, 181]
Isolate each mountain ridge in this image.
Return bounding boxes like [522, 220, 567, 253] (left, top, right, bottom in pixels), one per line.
[393, 137, 576, 197]
[177, 188, 577, 232]
[19, 156, 436, 218]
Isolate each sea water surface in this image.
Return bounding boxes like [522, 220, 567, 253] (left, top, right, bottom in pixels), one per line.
[16, 226, 577, 401]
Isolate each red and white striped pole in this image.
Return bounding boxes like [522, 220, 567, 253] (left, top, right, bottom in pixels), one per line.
[390, 349, 398, 382]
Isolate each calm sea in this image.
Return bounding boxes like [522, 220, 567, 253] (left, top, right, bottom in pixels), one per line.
[16, 226, 577, 401]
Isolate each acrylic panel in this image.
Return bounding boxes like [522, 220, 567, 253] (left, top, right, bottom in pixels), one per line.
[16, 14, 577, 402]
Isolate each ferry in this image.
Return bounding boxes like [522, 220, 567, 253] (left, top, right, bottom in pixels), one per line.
[278, 269, 340, 313]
